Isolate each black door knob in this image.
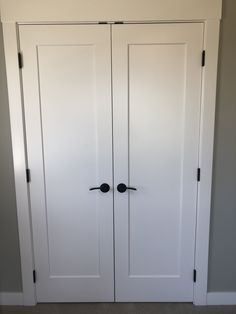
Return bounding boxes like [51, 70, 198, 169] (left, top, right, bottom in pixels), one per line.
[89, 183, 110, 193]
[117, 183, 137, 193]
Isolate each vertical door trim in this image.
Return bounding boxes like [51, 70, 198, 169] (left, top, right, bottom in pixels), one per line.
[193, 19, 220, 305]
[1, 19, 220, 305]
[2, 22, 36, 305]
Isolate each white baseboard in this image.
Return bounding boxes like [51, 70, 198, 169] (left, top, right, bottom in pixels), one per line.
[0, 292, 23, 305]
[1, 291, 235, 306]
[207, 292, 236, 305]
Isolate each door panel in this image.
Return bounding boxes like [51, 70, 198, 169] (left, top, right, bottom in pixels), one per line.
[129, 44, 185, 277]
[20, 23, 203, 303]
[19, 25, 114, 302]
[112, 23, 203, 301]
[39, 45, 101, 277]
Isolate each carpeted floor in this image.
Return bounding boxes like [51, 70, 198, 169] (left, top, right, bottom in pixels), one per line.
[1, 303, 236, 314]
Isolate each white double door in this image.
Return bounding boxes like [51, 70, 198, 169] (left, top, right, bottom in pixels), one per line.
[19, 23, 203, 302]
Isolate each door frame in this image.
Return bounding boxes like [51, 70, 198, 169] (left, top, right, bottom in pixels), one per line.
[0, 0, 222, 306]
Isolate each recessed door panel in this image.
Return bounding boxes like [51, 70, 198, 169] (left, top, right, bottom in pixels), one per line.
[112, 23, 203, 301]
[40, 45, 101, 277]
[128, 43, 186, 277]
[19, 25, 114, 302]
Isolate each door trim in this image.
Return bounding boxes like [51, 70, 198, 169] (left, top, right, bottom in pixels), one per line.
[1, 18, 220, 305]
[193, 19, 220, 305]
[0, 0, 222, 22]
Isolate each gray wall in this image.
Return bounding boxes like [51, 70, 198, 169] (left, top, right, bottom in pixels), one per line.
[208, 0, 236, 292]
[0, 0, 235, 293]
[0, 22, 22, 292]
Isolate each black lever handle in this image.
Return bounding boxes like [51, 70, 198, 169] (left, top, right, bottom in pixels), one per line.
[117, 183, 137, 193]
[89, 183, 110, 193]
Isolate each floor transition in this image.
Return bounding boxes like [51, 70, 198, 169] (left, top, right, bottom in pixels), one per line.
[1, 303, 236, 314]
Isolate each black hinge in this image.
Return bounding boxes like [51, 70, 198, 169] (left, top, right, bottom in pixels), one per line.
[98, 21, 108, 24]
[197, 168, 201, 182]
[26, 168, 31, 183]
[202, 50, 206, 67]
[33, 270, 36, 283]
[18, 52, 23, 69]
[114, 21, 124, 24]
[193, 269, 197, 282]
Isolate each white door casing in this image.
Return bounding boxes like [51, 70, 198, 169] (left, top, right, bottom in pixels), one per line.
[1, 1, 221, 306]
[112, 23, 204, 301]
[3, 13, 219, 303]
[19, 25, 114, 302]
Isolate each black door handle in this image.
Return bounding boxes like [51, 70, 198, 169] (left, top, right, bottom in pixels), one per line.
[89, 183, 110, 193]
[117, 183, 137, 193]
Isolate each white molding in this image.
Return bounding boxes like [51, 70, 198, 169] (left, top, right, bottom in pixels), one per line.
[0, 1, 221, 306]
[0, 0, 222, 23]
[2, 22, 36, 306]
[207, 292, 236, 305]
[0, 293, 23, 305]
[193, 20, 221, 305]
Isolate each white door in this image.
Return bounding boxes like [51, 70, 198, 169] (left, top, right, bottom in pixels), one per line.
[20, 23, 203, 303]
[112, 23, 203, 301]
[19, 25, 114, 302]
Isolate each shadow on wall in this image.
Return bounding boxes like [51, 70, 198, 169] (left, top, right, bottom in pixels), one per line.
[208, 0, 236, 292]
[0, 22, 22, 292]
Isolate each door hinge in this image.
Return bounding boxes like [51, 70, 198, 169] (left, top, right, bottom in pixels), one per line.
[26, 168, 31, 183]
[33, 270, 36, 283]
[197, 168, 201, 182]
[98, 21, 108, 24]
[18, 52, 23, 69]
[114, 21, 124, 24]
[202, 50, 205, 67]
[193, 269, 197, 282]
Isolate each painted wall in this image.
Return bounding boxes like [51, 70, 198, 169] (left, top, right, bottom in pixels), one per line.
[0, 0, 235, 293]
[208, 0, 236, 292]
[0, 22, 22, 292]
